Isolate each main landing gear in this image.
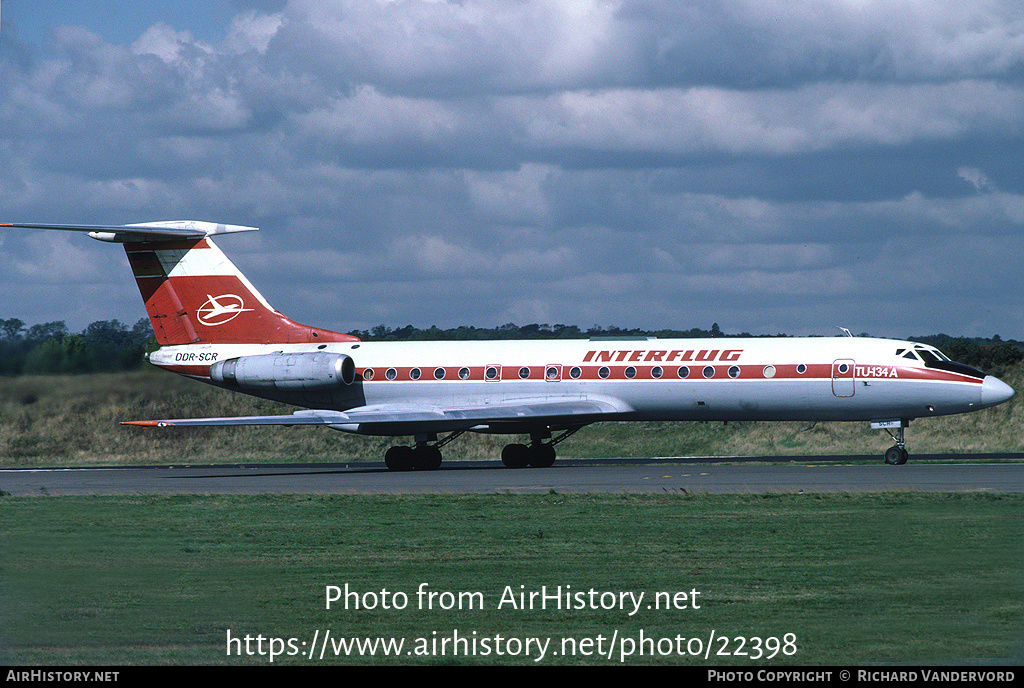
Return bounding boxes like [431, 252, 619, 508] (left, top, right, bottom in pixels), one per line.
[384, 430, 458, 471]
[384, 444, 442, 471]
[500, 427, 581, 469]
[382, 427, 581, 471]
[500, 442, 556, 469]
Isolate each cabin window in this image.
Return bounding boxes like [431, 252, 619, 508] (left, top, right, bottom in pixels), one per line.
[599, 366, 611, 379]
[410, 367, 421, 380]
[434, 367, 446, 380]
[485, 366, 499, 380]
[797, 364, 807, 374]
[459, 367, 471, 380]
[763, 365, 776, 378]
[570, 366, 582, 379]
[728, 365, 740, 378]
[651, 366, 663, 379]
[625, 366, 637, 379]
[677, 366, 690, 379]
[363, 368, 375, 381]
[519, 366, 531, 379]
[703, 366, 715, 378]
[386, 368, 397, 380]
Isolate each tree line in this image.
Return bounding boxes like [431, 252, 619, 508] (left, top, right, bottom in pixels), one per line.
[0, 318, 156, 375]
[346, 321, 745, 342]
[2, 316, 1021, 377]
[908, 333, 1024, 377]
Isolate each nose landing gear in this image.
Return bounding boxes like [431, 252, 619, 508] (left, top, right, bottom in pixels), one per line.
[875, 419, 910, 465]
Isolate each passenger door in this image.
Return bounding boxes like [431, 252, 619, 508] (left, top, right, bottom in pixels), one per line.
[831, 359, 855, 397]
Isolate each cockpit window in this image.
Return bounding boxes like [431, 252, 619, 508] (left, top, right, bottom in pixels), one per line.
[914, 346, 952, 363]
[909, 345, 984, 379]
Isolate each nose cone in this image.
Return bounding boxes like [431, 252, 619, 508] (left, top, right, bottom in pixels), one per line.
[981, 376, 1015, 408]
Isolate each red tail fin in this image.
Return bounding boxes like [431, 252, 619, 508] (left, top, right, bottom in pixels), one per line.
[125, 237, 357, 346]
[1, 220, 357, 346]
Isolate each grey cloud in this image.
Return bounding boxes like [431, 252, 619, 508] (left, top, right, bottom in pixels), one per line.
[3, 1, 1024, 339]
[623, 0, 1024, 88]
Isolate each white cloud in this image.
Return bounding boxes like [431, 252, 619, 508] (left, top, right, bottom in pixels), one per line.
[277, 0, 632, 94]
[958, 167, 992, 193]
[464, 164, 554, 225]
[295, 85, 463, 145]
[225, 11, 284, 55]
[131, 22, 211, 64]
[503, 81, 1024, 157]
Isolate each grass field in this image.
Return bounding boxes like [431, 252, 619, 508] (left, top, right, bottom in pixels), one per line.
[2, 367, 1023, 666]
[1, 361, 1022, 467]
[1, 492, 1022, 666]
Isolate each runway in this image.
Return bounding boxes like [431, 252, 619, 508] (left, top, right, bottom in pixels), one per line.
[3, 455, 1024, 496]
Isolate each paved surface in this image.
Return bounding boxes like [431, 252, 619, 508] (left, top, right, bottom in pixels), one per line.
[4, 455, 1024, 496]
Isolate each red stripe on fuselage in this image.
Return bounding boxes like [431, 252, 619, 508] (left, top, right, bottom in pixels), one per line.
[345, 363, 983, 383]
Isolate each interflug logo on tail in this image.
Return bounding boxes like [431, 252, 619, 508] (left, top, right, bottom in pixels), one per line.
[197, 294, 254, 326]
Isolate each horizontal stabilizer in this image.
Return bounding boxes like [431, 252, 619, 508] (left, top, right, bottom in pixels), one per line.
[0, 220, 258, 243]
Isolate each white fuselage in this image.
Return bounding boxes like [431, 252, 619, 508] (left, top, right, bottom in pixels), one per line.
[148, 335, 1007, 431]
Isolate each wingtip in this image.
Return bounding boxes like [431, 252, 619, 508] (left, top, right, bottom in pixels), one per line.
[121, 420, 174, 428]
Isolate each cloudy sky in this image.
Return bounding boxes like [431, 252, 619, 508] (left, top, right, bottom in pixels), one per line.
[2, 1, 1024, 340]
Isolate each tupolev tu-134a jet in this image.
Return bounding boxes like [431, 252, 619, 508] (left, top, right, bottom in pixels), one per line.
[3, 220, 1015, 470]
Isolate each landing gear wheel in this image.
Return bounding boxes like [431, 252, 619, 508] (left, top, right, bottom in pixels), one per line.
[413, 445, 443, 471]
[528, 444, 556, 468]
[385, 445, 415, 471]
[884, 446, 909, 465]
[501, 443, 531, 468]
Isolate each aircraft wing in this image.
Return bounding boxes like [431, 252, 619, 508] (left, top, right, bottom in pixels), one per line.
[121, 397, 631, 434]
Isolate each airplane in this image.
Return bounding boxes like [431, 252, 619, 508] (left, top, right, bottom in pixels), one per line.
[197, 294, 254, 325]
[2, 220, 1015, 469]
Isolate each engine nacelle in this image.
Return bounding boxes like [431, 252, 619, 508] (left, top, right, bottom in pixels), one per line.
[210, 352, 356, 391]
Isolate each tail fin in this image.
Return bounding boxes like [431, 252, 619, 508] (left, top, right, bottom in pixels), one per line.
[2, 220, 359, 346]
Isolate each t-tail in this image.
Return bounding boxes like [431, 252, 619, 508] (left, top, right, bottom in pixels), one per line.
[1, 220, 358, 346]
